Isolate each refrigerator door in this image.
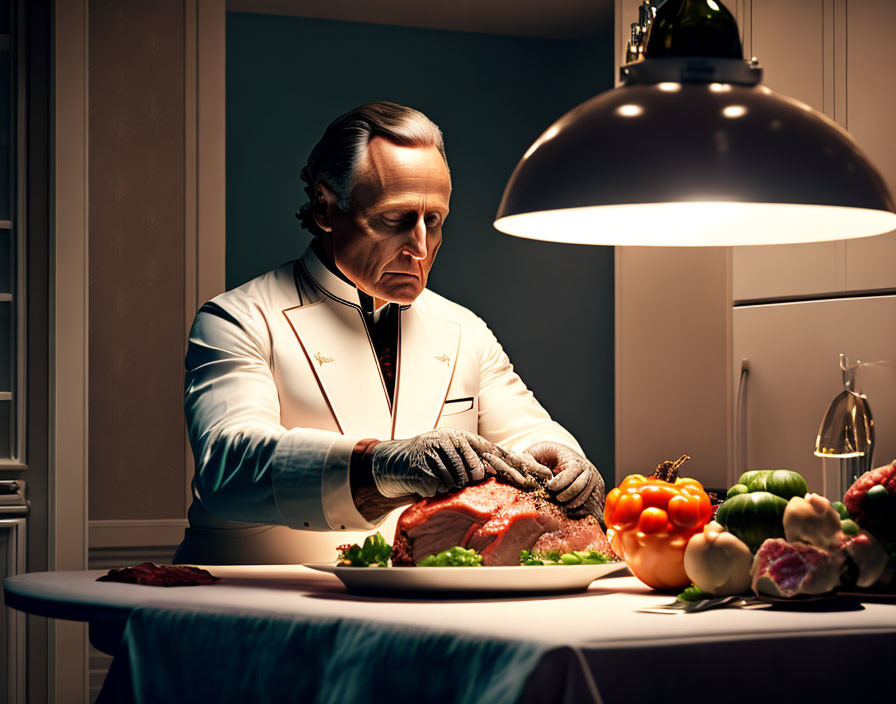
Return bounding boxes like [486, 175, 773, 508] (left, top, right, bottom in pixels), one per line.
[733, 295, 896, 496]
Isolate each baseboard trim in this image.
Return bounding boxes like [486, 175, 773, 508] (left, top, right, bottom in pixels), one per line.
[89, 519, 187, 549]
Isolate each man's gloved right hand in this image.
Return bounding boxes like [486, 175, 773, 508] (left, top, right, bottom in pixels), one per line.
[370, 428, 491, 498]
[369, 428, 553, 498]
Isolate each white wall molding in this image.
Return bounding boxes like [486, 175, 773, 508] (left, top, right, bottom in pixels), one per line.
[185, 0, 199, 512]
[53, 0, 90, 700]
[181, 0, 227, 512]
[196, 0, 227, 307]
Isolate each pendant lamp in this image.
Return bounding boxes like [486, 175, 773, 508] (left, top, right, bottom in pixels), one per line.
[494, 0, 896, 246]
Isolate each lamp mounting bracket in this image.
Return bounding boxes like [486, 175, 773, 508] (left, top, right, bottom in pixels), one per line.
[622, 57, 762, 86]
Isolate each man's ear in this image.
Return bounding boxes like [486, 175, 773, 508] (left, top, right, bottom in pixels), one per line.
[312, 182, 338, 233]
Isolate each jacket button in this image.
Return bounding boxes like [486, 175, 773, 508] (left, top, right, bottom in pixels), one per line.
[303, 521, 309, 527]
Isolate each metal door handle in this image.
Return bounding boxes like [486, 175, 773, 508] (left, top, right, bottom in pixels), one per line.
[734, 358, 750, 487]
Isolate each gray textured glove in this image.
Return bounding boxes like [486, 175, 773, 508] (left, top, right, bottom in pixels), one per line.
[525, 442, 606, 518]
[369, 428, 490, 498]
[370, 429, 554, 498]
[480, 446, 553, 489]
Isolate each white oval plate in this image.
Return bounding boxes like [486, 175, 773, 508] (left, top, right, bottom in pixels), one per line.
[306, 562, 629, 596]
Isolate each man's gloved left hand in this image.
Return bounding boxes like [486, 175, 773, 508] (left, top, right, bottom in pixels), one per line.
[524, 442, 606, 519]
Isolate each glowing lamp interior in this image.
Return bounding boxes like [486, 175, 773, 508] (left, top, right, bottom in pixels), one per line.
[493, 202, 896, 247]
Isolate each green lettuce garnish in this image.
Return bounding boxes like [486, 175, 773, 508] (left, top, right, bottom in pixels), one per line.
[519, 549, 613, 565]
[337, 533, 392, 567]
[677, 584, 712, 602]
[418, 546, 483, 567]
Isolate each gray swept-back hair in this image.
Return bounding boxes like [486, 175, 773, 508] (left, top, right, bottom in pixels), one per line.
[297, 101, 448, 237]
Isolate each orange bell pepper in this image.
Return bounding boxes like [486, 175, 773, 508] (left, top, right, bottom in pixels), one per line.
[603, 456, 713, 590]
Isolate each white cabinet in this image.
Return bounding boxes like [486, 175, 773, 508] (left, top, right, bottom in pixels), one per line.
[733, 0, 896, 301]
[733, 295, 896, 494]
[731, 2, 896, 500]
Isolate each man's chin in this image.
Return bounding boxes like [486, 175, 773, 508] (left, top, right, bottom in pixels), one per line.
[376, 283, 423, 305]
[383, 290, 422, 305]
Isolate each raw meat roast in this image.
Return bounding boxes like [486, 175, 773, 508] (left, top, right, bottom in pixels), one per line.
[751, 538, 845, 597]
[392, 478, 613, 566]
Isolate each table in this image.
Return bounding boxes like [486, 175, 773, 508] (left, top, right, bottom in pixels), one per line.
[6, 566, 896, 703]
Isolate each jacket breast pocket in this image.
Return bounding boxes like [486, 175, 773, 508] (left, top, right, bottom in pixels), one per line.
[441, 396, 474, 416]
[437, 396, 477, 432]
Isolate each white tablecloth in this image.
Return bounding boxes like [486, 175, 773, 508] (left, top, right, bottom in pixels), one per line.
[6, 566, 896, 703]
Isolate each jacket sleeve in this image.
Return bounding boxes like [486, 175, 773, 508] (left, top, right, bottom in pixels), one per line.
[185, 300, 375, 531]
[472, 316, 585, 456]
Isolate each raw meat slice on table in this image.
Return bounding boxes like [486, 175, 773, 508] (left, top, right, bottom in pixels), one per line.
[751, 538, 845, 597]
[97, 563, 221, 586]
[392, 478, 613, 566]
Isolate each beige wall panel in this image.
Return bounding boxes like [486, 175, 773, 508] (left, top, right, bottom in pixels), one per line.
[88, 0, 187, 521]
[733, 295, 896, 495]
[844, 0, 896, 291]
[615, 247, 732, 489]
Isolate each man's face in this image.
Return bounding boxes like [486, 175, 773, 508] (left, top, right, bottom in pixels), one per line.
[318, 137, 451, 306]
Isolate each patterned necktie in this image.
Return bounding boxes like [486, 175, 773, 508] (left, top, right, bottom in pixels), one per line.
[370, 303, 398, 405]
[359, 293, 398, 406]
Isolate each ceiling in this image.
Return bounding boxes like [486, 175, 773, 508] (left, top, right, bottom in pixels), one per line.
[226, 0, 614, 40]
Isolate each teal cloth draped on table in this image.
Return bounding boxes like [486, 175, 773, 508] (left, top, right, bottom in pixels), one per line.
[96, 606, 591, 704]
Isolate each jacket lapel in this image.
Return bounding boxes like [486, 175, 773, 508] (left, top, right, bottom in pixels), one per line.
[392, 305, 461, 439]
[282, 298, 393, 440]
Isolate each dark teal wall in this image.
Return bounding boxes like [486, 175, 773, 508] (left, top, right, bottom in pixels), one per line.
[226, 13, 616, 482]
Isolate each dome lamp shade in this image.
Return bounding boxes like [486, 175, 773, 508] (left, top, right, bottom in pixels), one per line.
[494, 0, 896, 246]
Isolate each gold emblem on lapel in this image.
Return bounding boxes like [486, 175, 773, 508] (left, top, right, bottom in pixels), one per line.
[435, 354, 450, 365]
[314, 352, 334, 367]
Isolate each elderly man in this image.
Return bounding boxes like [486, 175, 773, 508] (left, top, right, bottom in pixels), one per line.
[174, 102, 605, 565]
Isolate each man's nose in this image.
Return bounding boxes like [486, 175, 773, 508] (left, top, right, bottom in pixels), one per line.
[401, 216, 428, 261]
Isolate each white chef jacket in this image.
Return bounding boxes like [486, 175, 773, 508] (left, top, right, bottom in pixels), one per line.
[175, 246, 583, 564]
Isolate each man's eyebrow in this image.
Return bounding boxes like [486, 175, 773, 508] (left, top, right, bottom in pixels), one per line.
[377, 199, 449, 211]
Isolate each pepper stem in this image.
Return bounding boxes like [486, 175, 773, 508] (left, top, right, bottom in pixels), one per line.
[653, 454, 691, 482]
